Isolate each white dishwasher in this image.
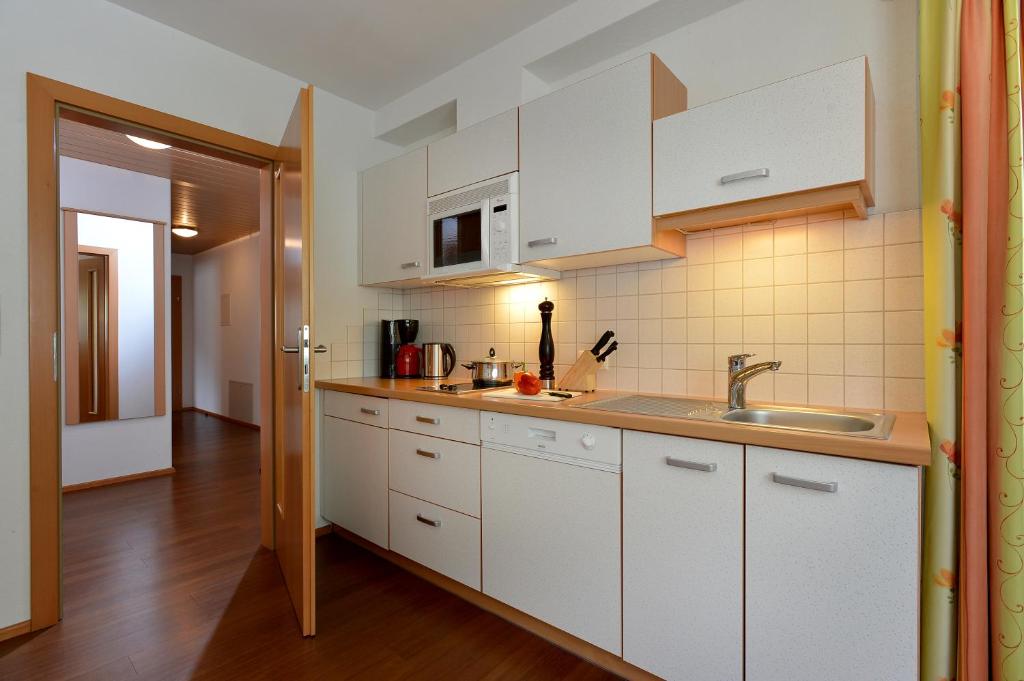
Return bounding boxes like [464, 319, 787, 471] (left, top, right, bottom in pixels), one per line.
[481, 412, 622, 655]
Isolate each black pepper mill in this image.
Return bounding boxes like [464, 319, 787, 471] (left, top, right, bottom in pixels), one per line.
[538, 298, 555, 389]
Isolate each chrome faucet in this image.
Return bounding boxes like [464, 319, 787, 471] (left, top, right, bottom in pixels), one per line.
[727, 354, 782, 410]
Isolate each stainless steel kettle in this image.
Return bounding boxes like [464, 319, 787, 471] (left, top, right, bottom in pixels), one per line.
[422, 343, 456, 379]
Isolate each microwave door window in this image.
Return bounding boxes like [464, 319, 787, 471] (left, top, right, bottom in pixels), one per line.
[433, 210, 482, 268]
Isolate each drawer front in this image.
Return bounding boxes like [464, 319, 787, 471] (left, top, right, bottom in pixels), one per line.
[389, 399, 479, 444]
[389, 430, 481, 517]
[654, 57, 867, 217]
[745, 446, 919, 681]
[322, 391, 388, 427]
[389, 491, 481, 590]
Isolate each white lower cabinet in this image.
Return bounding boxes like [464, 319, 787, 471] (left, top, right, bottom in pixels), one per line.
[481, 442, 622, 655]
[320, 415, 388, 548]
[622, 431, 743, 681]
[745, 446, 920, 681]
[388, 490, 481, 589]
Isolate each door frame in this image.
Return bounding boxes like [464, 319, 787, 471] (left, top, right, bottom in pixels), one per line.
[26, 73, 283, 631]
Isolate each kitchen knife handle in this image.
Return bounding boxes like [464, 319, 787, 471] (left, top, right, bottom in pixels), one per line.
[591, 330, 615, 356]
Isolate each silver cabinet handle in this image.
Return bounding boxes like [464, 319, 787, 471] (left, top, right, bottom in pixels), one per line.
[527, 237, 558, 248]
[401, 261, 421, 269]
[666, 457, 717, 472]
[416, 416, 440, 425]
[360, 407, 380, 416]
[416, 448, 441, 460]
[772, 472, 837, 493]
[281, 346, 300, 353]
[416, 514, 441, 527]
[721, 168, 769, 184]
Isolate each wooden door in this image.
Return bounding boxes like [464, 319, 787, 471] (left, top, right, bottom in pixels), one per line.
[171, 275, 182, 412]
[274, 86, 316, 636]
[77, 253, 109, 422]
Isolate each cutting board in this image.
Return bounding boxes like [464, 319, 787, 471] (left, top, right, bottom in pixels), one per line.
[481, 388, 581, 402]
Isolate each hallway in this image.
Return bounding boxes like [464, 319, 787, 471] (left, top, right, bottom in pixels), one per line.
[0, 412, 617, 680]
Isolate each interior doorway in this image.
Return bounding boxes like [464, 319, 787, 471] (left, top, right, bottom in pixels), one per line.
[25, 75, 317, 637]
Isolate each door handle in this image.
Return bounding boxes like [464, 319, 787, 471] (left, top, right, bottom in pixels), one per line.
[281, 327, 311, 391]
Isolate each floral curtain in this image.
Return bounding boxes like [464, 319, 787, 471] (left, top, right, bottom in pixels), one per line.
[920, 2, 1024, 680]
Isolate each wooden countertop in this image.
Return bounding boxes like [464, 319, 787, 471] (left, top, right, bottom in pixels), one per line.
[315, 378, 931, 467]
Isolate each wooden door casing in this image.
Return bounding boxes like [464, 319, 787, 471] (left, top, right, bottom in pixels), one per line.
[171, 275, 182, 412]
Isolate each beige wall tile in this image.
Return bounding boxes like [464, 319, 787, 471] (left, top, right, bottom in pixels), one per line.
[774, 344, 808, 373]
[743, 286, 774, 315]
[714, 232, 744, 262]
[662, 266, 687, 292]
[686, 291, 713, 318]
[844, 279, 884, 312]
[688, 263, 715, 291]
[638, 368, 662, 393]
[885, 344, 925, 378]
[685, 370, 711, 397]
[808, 344, 844, 374]
[774, 254, 808, 285]
[744, 315, 775, 344]
[663, 318, 687, 343]
[806, 218, 844, 253]
[845, 376, 883, 409]
[843, 213, 884, 249]
[884, 209, 921, 245]
[773, 224, 807, 256]
[844, 344, 883, 376]
[808, 313, 844, 343]
[884, 276, 924, 311]
[638, 294, 661, 319]
[687, 317, 714, 344]
[714, 261, 743, 289]
[884, 242, 923, 278]
[774, 284, 808, 314]
[743, 228, 774, 259]
[885, 310, 924, 344]
[743, 258, 775, 287]
[844, 311, 884, 343]
[807, 250, 844, 283]
[687, 344, 714, 370]
[775, 314, 809, 343]
[774, 373, 808, 405]
[807, 282, 844, 313]
[885, 377, 925, 411]
[685, 235, 714, 264]
[844, 246, 884, 280]
[639, 318, 662, 343]
[662, 292, 686, 317]
[715, 288, 743, 316]
[617, 270, 638, 295]
[715, 316, 743, 343]
[638, 268, 662, 294]
[808, 375, 845, 407]
[639, 344, 662, 369]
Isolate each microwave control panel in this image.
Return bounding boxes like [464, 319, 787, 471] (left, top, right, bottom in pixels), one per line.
[489, 194, 516, 263]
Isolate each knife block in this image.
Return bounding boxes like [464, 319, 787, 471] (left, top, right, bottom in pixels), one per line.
[557, 352, 600, 392]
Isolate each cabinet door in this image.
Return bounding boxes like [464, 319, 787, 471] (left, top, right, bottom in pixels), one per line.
[481, 447, 621, 654]
[622, 432, 743, 681]
[746, 446, 919, 681]
[428, 109, 518, 196]
[655, 57, 870, 217]
[320, 415, 388, 548]
[519, 55, 652, 262]
[361, 147, 427, 285]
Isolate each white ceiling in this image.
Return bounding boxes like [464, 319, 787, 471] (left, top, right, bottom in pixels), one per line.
[107, 0, 577, 109]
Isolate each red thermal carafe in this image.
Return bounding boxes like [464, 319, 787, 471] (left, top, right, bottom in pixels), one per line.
[395, 343, 422, 377]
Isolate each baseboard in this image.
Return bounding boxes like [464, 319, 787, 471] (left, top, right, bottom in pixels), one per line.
[184, 406, 260, 431]
[328, 525, 658, 681]
[0, 619, 31, 643]
[315, 524, 332, 538]
[63, 467, 175, 493]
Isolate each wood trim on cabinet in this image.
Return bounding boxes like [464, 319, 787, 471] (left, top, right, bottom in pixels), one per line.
[27, 72, 279, 632]
[650, 54, 687, 121]
[654, 183, 869, 234]
[0, 620, 31, 643]
[329, 525, 660, 681]
[62, 467, 175, 493]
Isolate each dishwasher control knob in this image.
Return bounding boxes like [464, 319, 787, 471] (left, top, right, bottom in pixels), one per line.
[580, 433, 597, 450]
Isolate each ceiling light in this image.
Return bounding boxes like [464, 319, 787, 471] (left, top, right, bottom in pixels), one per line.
[172, 227, 199, 238]
[126, 134, 171, 150]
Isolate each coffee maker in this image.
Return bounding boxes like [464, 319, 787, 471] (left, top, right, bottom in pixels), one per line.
[394, 319, 421, 378]
[379, 320, 399, 378]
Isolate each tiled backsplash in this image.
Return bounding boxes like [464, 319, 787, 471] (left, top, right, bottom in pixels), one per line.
[327, 208, 925, 412]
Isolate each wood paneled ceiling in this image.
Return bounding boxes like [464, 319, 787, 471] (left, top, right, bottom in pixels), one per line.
[58, 116, 261, 255]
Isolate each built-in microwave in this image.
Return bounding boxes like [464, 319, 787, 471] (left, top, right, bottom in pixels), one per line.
[427, 172, 519, 279]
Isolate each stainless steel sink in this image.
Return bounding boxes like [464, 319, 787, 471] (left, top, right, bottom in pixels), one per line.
[720, 406, 893, 438]
[574, 395, 895, 439]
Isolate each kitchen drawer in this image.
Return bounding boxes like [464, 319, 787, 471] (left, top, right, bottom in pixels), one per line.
[389, 399, 479, 444]
[322, 391, 388, 427]
[389, 430, 481, 517]
[389, 490, 481, 590]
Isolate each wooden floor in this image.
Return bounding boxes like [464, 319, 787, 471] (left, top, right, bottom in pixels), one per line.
[0, 411, 618, 681]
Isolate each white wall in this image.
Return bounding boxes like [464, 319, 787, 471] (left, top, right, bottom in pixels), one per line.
[59, 157, 172, 488]
[0, 0, 304, 629]
[77, 213, 156, 419]
[374, 0, 919, 213]
[171, 254, 195, 409]
[192, 235, 260, 424]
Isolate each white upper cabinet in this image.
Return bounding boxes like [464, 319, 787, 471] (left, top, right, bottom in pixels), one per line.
[623, 432, 743, 681]
[519, 53, 688, 269]
[361, 147, 427, 286]
[428, 108, 518, 197]
[654, 57, 874, 232]
[745, 446, 919, 681]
